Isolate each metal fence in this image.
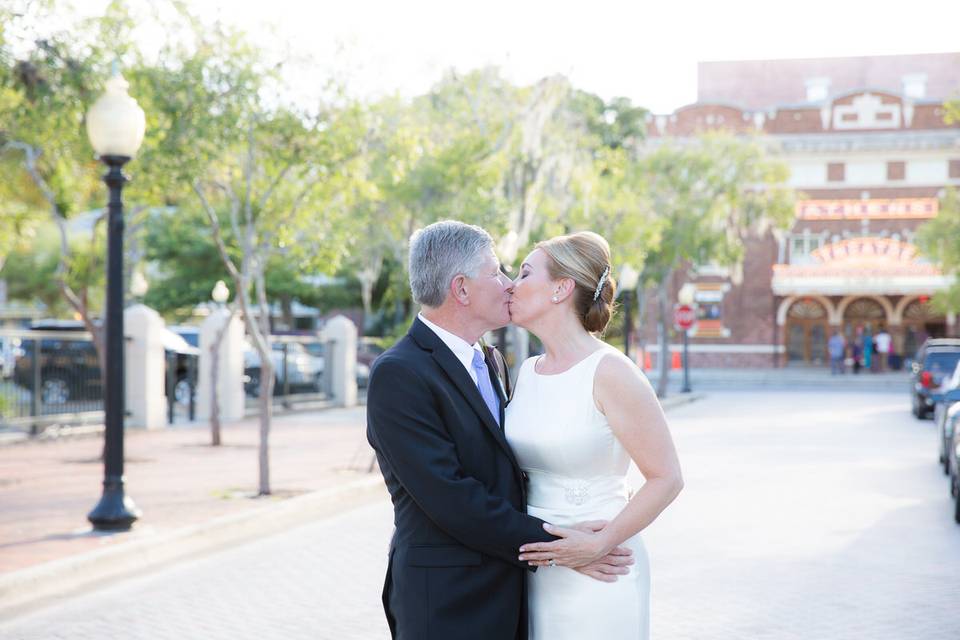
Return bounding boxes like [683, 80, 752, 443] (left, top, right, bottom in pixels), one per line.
[0, 329, 105, 434]
[243, 334, 334, 410]
[0, 328, 199, 435]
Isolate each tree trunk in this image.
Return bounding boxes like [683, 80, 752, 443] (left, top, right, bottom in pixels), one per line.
[258, 358, 273, 495]
[655, 279, 672, 398]
[254, 268, 273, 496]
[210, 339, 221, 446]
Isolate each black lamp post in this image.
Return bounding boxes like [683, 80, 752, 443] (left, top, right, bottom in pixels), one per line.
[618, 265, 640, 361]
[678, 283, 696, 394]
[85, 71, 146, 531]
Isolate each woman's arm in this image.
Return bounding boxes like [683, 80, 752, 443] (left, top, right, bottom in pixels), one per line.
[519, 353, 683, 567]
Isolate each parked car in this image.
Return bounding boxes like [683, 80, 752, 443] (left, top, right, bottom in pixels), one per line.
[946, 403, 960, 523]
[934, 361, 960, 473]
[304, 339, 371, 390]
[357, 338, 386, 368]
[909, 339, 960, 419]
[243, 339, 324, 397]
[12, 320, 198, 406]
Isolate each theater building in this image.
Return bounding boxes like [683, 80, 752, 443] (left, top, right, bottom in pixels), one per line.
[641, 53, 960, 368]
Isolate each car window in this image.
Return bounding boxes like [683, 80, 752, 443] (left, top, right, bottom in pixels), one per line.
[923, 352, 960, 375]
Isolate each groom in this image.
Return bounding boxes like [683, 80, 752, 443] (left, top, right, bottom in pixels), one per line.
[367, 221, 630, 640]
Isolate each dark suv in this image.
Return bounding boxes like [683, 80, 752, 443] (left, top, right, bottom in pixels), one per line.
[13, 320, 198, 407]
[910, 339, 960, 419]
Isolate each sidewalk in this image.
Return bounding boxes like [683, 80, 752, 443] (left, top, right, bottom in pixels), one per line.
[646, 367, 909, 392]
[0, 393, 702, 619]
[0, 406, 383, 617]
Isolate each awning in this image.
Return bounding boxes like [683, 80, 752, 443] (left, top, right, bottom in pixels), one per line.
[772, 237, 954, 296]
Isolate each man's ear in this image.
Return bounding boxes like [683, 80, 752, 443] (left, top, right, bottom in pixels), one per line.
[554, 277, 576, 303]
[450, 274, 470, 306]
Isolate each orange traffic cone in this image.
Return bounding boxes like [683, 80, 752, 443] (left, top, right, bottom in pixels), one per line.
[671, 351, 682, 370]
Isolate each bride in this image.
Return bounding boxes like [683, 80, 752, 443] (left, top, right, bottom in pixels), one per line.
[506, 231, 683, 640]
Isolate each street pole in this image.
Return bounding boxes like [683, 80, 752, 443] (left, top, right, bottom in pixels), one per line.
[681, 328, 692, 393]
[87, 155, 140, 531]
[623, 290, 633, 361]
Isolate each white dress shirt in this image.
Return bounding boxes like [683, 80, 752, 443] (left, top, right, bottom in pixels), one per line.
[418, 313, 482, 385]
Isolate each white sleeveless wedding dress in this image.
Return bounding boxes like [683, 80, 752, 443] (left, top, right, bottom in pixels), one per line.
[506, 346, 650, 640]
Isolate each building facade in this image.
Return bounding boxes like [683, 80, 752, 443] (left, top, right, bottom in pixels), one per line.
[641, 53, 960, 368]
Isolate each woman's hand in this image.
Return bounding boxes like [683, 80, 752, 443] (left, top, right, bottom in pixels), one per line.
[518, 522, 617, 568]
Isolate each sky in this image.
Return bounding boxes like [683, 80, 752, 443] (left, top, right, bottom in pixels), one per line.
[70, 0, 960, 113]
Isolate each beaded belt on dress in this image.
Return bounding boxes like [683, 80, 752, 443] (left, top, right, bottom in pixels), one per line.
[525, 470, 628, 510]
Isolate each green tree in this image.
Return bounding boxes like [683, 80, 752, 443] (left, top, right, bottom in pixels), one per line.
[916, 188, 960, 311]
[0, 4, 114, 359]
[636, 134, 795, 397]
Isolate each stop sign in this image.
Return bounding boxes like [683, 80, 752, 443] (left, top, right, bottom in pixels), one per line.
[673, 304, 696, 331]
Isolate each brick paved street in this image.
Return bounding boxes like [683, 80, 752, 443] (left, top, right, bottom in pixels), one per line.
[3, 390, 957, 639]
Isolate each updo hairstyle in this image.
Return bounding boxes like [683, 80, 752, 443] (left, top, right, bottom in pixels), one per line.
[535, 231, 616, 333]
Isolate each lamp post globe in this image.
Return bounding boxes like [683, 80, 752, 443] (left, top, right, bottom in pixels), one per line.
[86, 73, 146, 160]
[85, 70, 146, 531]
[130, 269, 149, 299]
[212, 280, 230, 305]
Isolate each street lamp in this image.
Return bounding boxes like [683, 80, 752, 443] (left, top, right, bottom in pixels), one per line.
[130, 268, 149, 300]
[85, 71, 146, 531]
[677, 283, 696, 394]
[618, 265, 640, 361]
[212, 279, 230, 305]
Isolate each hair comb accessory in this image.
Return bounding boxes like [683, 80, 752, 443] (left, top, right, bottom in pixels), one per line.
[593, 266, 610, 301]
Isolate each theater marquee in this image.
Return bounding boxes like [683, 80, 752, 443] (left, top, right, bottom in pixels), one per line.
[796, 198, 938, 221]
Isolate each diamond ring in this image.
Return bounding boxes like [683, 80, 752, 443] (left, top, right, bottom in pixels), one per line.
[548, 559, 557, 567]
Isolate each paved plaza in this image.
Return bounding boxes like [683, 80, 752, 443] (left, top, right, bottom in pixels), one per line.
[2, 389, 958, 639]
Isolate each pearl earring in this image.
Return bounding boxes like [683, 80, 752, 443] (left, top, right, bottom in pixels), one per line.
[551, 295, 559, 303]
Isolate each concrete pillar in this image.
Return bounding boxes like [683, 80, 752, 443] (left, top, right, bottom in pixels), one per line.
[320, 315, 357, 407]
[197, 308, 245, 422]
[124, 304, 167, 430]
[947, 312, 957, 338]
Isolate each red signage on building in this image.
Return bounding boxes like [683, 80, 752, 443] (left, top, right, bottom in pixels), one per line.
[796, 198, 938, 221]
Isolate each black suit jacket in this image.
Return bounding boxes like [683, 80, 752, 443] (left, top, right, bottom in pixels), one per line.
[366, 318, 554, 640]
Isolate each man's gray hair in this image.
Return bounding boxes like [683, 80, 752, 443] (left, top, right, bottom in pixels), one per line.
[408, 220, 494, 308]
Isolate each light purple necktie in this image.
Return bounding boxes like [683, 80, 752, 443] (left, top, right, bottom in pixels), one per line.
[471, 349, 501, 427]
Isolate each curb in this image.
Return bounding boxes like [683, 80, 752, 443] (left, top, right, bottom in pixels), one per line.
[659, 392, 706, 411]
[0, 474, 386, 621]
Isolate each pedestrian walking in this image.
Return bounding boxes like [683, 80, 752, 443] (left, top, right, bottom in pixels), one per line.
[852, 326, 863, 374]
[828, 330, 846, 375]
[863, 326, 874, 372]
[875, 327, 892, 372]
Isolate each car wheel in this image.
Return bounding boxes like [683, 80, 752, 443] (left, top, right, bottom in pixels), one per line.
[41, 377, 70, 406]
[912, 395, 922, 419]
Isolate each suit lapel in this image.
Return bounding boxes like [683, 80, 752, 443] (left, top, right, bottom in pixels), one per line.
[410, 320, 521, 470]
[484, 348, 509, 407]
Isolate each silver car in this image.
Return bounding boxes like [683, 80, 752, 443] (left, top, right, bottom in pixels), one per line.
[935, 361, 960, 474]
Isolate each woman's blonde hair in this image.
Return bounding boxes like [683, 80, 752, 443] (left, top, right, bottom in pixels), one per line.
[535, 231, 616, 333]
